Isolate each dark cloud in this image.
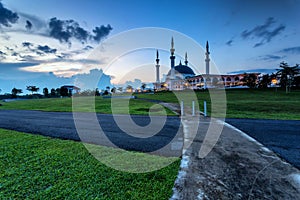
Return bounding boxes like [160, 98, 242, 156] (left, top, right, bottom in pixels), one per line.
[49, 17, 72, 43]
[5, 46, 14, 51]
[93, 25, 113, 42]
[11, 52, 19, 57]
[259, 54, 284, 61]
[22, 42, 33, 48]
[83, 45, 93, 51]
[0, 2, 19, 27]
[19, 12, 46, 30]
[279, 46, 300, 54]
[241, 17, 285, 47]
[25, 20, 32, 30]
[0, 50, 6, 60]
[37, 45, 57, 54]
[48, 17, 112, 44]
[48, 18, 89, 44]
[226, 40, 233, 46]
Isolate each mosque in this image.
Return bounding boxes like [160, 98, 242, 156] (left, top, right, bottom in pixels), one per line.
[154, 38, 259, 90]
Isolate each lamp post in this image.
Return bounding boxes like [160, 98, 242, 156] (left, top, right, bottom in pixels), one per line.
[286, 75, 291, 93]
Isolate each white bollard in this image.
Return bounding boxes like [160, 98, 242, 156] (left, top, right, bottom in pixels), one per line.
[192, 101, 195, 116]
[181, 101, 184, 116]
[204, 101, 207, 117]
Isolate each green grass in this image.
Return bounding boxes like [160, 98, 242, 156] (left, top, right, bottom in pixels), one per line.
[136, 88, 300, 120]
[0, 96, 175, 116]
[1, 88, 299, 119]
[225, 88, 300, 119]
[0, 128, 180, 199]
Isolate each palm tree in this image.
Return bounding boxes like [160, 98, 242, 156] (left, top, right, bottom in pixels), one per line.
[26, 86, 39, 95]
[276, 62, 300, 91]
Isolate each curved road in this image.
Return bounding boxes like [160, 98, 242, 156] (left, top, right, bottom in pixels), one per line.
[0, 110, 183, 156]
[226, 118, 300, 169]
[0, 110, 299, 168]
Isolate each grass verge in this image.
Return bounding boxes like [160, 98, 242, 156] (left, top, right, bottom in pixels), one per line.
[0, 96, 176, 116]
[0, 128, 180, 199]
[1, 88, 299, 119]
[136, 88, 300, 120]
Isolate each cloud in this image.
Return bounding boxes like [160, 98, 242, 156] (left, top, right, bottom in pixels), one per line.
[241, 17, 285, 47]
[258, 54, 284, 61]
[279, 46, 300, 54]
[18, 12, 46, 30]
[25, 20, 32, 30]
[48, 17, 113, 44]
[83, 45, 93, 51]
[37, 45, 57, 54]
[0, 50, 6, 60]
[92, 25, 113, 42]
[22, 41, 33, 48]
[0, 2, 19, 27]
[229, 68, 277, 74]
[226, 39, 233, 46]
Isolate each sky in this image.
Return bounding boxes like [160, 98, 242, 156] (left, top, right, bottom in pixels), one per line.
[0, 0, 300, 94]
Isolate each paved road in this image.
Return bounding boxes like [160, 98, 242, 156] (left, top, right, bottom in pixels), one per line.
[0, 110, 299, 168]
[226, 118, 300, 169]
[0, 110, 182, 156]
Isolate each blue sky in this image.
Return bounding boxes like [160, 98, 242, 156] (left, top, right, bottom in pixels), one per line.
[1, 0, 300, 93]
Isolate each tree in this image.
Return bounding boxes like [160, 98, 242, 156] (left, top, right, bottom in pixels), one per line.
[55, 88, 61, 96]
[294, 76, 300, 88]
[11, 88, 22, 98]
[43, 88, 49, 97]
[111, 87, 116, 93]
[241, 73, 257, 88]
[60, 86, 69, 97]
[141, 83, 147, 91]
[26, 86, 39, 94]
[95, 88, 100, 96]
[258, 74, 270, 88]
[50, 88, 56, 97]
[276, 62, 300, 89]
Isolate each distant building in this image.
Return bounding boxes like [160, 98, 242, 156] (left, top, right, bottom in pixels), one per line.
[154, 38, 260, 90]
[61, 85, 80, 94]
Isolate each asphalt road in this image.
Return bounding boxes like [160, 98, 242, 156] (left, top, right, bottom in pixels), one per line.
[226, 118, 300, 169]
[0, 110, 299, 168]
[0, 110, 182, 156]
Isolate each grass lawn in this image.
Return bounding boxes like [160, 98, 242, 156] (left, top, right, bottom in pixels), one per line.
[136, 88, 300, 120]
[0, 96, 175, 116]
[0, 128, 180, 199]
[1, 88, 299, 119]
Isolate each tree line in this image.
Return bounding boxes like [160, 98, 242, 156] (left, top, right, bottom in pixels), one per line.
[243, 62, 300, 89]
[10, 86, 72, 98]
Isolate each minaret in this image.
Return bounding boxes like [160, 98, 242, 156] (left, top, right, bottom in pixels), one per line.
[170, 37, 175, 79]
[170, 37, 175, 69]
[205, 41, 210, 75]
[185, 52, 188, 66]
[155, 50, 160, 84]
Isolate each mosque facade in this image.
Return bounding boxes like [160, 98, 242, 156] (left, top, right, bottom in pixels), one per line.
[154, 38, 259, 91]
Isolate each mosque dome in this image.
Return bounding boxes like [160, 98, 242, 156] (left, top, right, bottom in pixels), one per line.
[167, 61, 195, 77]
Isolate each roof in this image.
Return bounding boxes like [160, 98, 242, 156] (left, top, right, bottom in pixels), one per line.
[167, 62, 195, 76]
